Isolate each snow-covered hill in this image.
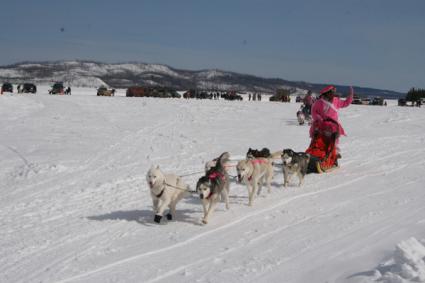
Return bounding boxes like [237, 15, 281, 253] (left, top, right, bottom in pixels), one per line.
[0, 87, 424, 283]
[0, 60, 404, 98]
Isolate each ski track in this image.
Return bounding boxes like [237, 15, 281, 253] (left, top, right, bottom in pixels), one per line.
[58, 166, 404, 283]
[59, 145, 425, 282]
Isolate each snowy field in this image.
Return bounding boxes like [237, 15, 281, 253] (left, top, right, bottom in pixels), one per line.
[1, 86, 425, 283]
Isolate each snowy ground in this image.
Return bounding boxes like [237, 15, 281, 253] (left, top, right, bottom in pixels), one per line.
[1, 86, 425, 283]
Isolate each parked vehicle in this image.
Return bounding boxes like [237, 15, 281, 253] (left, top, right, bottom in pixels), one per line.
[270, 89, 291, 102]
[370, 97, 384, 106]
[183, 89, 196, 99]
[49, 82, 64, 95]
[150, 87, 180, 98]
[398, 98, 407, 106]
[361, 97, 371, 105]
[1, 82, 13, 93]
[126, 86, 180, 98]
[22, 83, 37, 93]
[351, 95, 363, 105]
[296, 95, 302, 103]
[97, 86, 115, 96]
[221, 91, 242, 101]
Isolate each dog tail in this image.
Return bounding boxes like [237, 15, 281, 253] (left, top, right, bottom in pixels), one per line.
[270, 150, 283, 160]
[215, 152, 230, 171]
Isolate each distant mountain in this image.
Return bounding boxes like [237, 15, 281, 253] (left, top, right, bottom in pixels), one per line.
[0, 60, 404, 99]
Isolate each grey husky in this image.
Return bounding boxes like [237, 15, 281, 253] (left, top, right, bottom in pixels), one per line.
[281, 149, 310, 187]
[196, 152, 230, 224]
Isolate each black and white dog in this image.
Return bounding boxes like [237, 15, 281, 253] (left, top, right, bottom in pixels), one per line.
[246, 147, 283, 163]
[246, 147, 272, 159]
[196, 152, 230, 224]
[281, 149, 310, 187]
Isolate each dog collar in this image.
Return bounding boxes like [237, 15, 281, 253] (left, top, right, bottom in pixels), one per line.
[206, 192, 213, 199]
[156, 189, 164, 198]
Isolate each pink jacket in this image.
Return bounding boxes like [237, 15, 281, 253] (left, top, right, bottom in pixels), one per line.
[303, 95, 314, 107]
[310, 94, 353, 137]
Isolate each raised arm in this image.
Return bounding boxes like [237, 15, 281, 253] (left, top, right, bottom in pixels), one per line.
[336, 86, 354, 108]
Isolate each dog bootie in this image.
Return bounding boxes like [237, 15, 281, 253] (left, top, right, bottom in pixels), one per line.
[154, 214, 162, 223]
[166, 213, 173, 220]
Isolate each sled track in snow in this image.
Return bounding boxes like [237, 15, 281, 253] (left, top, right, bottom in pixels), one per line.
[58, 171, 387, 283]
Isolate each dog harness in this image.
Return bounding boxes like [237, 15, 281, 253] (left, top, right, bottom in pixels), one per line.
[208, 171, 225, 181]
[250, 159, 267, 165]
[204, 171, 225, 199]
[247, 159, 268, 181]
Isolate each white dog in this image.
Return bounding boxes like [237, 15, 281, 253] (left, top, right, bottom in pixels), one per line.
[146, 166, 189, 224]
[236, 158, 274, 206]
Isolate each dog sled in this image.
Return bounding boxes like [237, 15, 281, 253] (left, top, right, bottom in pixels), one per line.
[306, 119, 339, 173]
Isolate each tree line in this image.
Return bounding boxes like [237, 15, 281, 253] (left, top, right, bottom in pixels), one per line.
[406, 88, 425, 102]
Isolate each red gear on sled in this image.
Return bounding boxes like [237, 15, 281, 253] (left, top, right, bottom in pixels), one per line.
[305, 129, 338, 173]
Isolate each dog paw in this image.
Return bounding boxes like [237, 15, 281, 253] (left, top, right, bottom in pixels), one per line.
[154, 215, 162, 223]
[202, 218, 208, 224]
[166, 213, 173, 220]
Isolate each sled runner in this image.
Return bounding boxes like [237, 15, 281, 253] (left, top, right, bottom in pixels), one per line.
[306, 119, 339, 173]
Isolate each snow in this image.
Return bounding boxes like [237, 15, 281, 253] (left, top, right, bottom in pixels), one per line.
[349, 238, 425, 283]
[197, 70, 227, 79]
[0, 69, 23, 78]
[1, 86, 425, 283]
[0, 61, 186, 88]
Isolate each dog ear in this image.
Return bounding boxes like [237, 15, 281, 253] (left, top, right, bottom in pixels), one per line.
[156, 165, 160, 169]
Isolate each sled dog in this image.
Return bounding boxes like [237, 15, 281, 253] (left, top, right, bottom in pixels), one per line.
[246, 147, 271, 159]
[236, 157, 274, 206]
[281, 149, 310, 187]
[196, 152, 230, 224]
[246, 148, 283, 162]
[297, 105, 312, 126]
[146, 166, 189, 224]
[297, 110, 306, 125]
[204, 157, 218, 173]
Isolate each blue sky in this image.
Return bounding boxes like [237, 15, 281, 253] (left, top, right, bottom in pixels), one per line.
[1, 0, 424, 92]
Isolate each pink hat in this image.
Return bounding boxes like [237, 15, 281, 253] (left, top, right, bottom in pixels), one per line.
[320, 85, 336, 95]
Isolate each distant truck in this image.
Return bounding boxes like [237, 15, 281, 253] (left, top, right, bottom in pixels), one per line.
[370, 97, 384, 106]
[1, 82, 13, 94]
[22, 83, 37, 94]
[126, 86, 180, 98]
[269, 89, 291, 102]
[351, 95, 363, 105]
[398, 98, 407, 106]
[49, 82, 64, 95]
[97, 86, 115, 96]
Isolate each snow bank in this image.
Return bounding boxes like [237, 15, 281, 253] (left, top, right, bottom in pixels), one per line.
[355, 238, 425, 283]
